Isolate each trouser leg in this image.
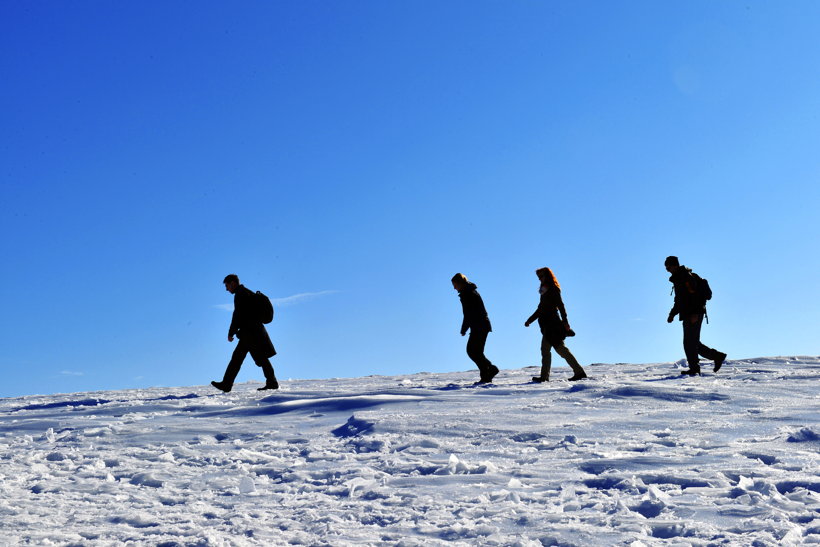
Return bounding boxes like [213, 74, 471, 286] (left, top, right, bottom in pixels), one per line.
[223, 339, 250, 385]
[539, 336, 553, 380]
[466, 331, 493, 374]
[682, 315, 703, 370]
[249, 348, 277, 384]
[554, 340, 585, 376]
[698, 343, 721, 361]
[695, 319, 722, 361]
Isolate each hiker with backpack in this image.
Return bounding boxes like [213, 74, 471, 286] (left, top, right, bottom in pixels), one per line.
[211, 274, 279, 392]
[525, 267, 588, 382]
[452, 273, 500, 384]
[665, 256, 727, 376]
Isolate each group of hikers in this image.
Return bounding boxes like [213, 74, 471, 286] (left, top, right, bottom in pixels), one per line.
[211, 256, 727, 393]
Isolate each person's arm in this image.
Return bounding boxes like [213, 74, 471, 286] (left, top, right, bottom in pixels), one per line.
[228, 310, 239, 341]
[459, 295, 469, 335]
[228, 291, 244, 340]
[525, 290, 544, 327]
[668, 281, 682, 322]
[524, 308, 539, 327]
[555, 289, 569, 326]
[525, 294, 541, 326]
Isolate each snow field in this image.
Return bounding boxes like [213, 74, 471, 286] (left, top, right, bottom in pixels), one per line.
[0, 357, 818, 545]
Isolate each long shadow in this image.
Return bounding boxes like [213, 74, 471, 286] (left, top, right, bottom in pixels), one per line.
[145, 393, 200, 402]
[598, 385, 731, 403]
[8, 393, 201, 414]
[11, 398, 113, 412]
[212, 379, 563, 418]
[204, 390, 428, 418]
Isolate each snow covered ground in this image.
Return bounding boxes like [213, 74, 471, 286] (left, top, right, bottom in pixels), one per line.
[1, 356, 819, 546]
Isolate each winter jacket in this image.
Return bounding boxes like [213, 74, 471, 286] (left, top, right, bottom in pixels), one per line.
[668, 266, 706, 321]
[527, 284, 570, 344]
[458, 283, 492, 335]
[229, 285, 276, 358]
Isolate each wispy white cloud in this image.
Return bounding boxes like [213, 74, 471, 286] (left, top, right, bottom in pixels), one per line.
[60, 370, 84, 376]
[214, 290, 338, 311]
[271, 290, 339, 307]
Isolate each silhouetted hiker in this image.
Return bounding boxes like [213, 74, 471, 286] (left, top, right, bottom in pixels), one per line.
[665, 256, 727, 375]
[211, 274, 279, 392]
[452, 273, 499, 384]
[525, 267, 587, 382]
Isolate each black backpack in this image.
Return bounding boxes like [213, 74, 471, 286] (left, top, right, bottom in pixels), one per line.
[693, 273, 712, 303]
[692, 273, 713, 323]
[255, 291, 274, 324]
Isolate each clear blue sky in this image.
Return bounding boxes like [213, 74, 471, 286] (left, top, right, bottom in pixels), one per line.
[2, 2, 818, 397]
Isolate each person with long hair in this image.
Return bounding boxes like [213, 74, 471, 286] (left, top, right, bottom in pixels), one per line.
[525, 267, 588, 382]
[452, 273, 500, 384]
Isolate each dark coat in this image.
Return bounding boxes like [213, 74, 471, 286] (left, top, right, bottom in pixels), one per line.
[457, 283, 492, 335]
[527, 284, 570, 344]
[229, 285, 276, 358]
[669, 266, 705, 321]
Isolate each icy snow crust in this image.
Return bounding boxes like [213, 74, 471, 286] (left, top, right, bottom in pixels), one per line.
[1, 357, 819, 546]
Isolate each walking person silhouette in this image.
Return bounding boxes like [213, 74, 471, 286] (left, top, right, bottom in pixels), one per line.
[665, 256, 727, 375]
[452, 273, 500, 384]
[211, 274, 279, 392]
[525, 267, 588, 382]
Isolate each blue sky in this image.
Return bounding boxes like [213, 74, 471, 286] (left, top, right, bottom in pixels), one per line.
[2, 2, 818, 397]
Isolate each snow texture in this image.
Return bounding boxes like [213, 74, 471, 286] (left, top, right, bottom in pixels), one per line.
[1, 356, 819, 545]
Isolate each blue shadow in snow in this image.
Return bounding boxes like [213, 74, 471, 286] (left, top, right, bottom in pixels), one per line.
[9, 393, 200, 414]
[331, 416, 376, 438]
[203, 391, 425, 418]
[598, 386, 730, 403]
[12, 398, 112, 412]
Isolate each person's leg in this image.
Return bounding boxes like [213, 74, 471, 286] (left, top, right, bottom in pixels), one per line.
[467, 330, 492, 378]
[554, 341, 586, 378]
[222, 339, 250, 386]
[697, 336, 722, 360]
[697, 332, 727, 372]
[698, 343, 722, 360]
[682, 316, 702, 373]
[249, 347, 278, 388]
[536, 335, 553, 381]
[474, 331, 498, 382]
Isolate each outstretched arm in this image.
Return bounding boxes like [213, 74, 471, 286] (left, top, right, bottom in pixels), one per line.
[524, 309, 539, 327]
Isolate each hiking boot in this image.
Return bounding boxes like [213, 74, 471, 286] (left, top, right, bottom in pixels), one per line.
[257, 380, 279, 391]
[211, 380, 232, 393]
[568, 371, 588, 381]
[481, 365, 499, 384]
[531, 376, 548, 383]
[680, 368, 701, 376]
[713, 352, 727, 373]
